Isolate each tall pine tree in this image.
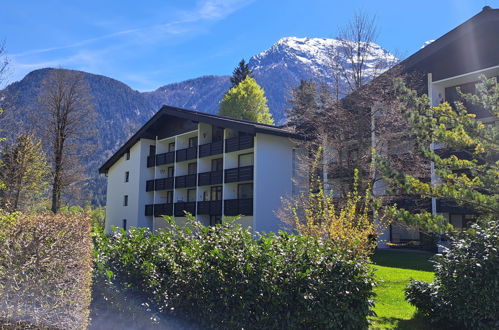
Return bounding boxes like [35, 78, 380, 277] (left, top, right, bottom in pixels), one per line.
[219, 76, 274, 125]
[230, 59, 252, 88]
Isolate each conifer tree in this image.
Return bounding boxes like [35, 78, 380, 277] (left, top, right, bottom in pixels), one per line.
[0, 134, 50, 211]
[286, 80, 320, 138]
[219, 76, 274, 125]
[230, 59, 252, 88]
[378, 75, 499, 231]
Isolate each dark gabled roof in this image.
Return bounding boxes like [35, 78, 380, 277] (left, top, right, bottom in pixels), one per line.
[395, 6, 499, 81]
[99, 105, 303, 174]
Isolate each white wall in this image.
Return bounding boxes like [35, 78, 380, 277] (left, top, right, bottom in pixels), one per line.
[105, 139, 155, 233]
[253, 133, 295, 233]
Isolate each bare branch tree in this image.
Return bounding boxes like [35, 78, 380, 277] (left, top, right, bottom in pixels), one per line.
[37, 69, 96, 213]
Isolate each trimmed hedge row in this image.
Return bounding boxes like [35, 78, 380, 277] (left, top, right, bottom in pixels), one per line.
[406, 220, 499, 329]
[95, 217, 376, 329]
[0, 212, 93, 329]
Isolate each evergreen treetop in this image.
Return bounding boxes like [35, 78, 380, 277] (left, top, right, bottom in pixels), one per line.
[230, 59, 252, 88]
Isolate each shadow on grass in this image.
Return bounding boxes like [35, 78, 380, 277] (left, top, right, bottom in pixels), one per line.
[373, 312, 436, 330]
[372, 249, 435, 272]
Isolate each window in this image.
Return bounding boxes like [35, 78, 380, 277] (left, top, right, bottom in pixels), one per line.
[167, 166, 174, 178]
[123, 195, 128, 206]
[149, 145, 156, 156]
[125, 149, 130, 160]
[125, 171, 129, 183]
[187, 189, 196, 202]
[212, 126, 224, 142]
[211, 186, 222, 201]
[238, 153, 254, 167]
[211, 158, 223, 171]
[166, 191, 173, 203]
[210, 215, 221, 226]
[123, 219, 127, 231]
[168, 142, 175, 152]
[189, 136, 198, 148]
[188, 162, 197, 174]
[238, 183, 253, 199]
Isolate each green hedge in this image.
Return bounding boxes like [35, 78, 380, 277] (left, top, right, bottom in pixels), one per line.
[406, 220, 499, 329]
[0, 212, 93, 329]
[95, 217, 375, 329]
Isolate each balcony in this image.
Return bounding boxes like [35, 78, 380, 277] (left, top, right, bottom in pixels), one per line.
[199, 140, 223, 158]
[175, 174, 197, 188]
[224, 166, 254, 183]
[145, 203, 173, 217]
[154, 203, 174, 217]
[224, 198, 253, 216]
[225, 135, 254, 153]
[146, 178, 174, 192]
[198, 170, 223, 186]
[147, 151, 175, 168]
[197, 200, 222, 215]
[176, 146, 197, 162]
[174, 202, 196, 216]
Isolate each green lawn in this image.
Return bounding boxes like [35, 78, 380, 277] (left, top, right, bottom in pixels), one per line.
[369, 249, 435, 329]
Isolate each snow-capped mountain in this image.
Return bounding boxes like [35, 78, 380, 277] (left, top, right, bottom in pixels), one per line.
[148, 37, 397, 122]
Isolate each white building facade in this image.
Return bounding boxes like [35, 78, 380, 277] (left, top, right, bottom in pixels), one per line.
[99, 107, 302, 234]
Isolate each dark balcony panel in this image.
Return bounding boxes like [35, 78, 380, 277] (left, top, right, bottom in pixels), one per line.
[224, 198, 253, 216]
[224, 166, 254, 183]
[176, 146, 198, 162]
[146, 180, 155, 192]
[210, 200, 223, 216]
[197, 201, 222, 215]
[155, 177, 174, 191]
[155, 151, 175, 166]
[198, 170, 223, 186]
[147, 156, 155, 168]
[175, 174, 197, 188]
[199, 140, 224, 158]
[225, 135, 254, 153]
[174, 202, 196, 217]
[153, 203, 173, 217]
[145, 204, 154, 216]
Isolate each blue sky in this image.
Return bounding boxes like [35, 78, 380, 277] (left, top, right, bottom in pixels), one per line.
[1, 0, 492, 91]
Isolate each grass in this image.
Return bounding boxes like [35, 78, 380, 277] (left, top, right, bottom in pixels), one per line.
[369, 249, 435, 329]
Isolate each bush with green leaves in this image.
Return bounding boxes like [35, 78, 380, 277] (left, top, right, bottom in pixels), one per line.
[0, 211, 93, 329]
[94, 216, 375, 329]
[406, 219, 499, 329]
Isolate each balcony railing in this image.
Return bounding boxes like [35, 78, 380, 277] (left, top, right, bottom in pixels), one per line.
[224, 166, 254, 183]
[145, 203, 173, 217]
[146, 178, 174, 192]
[176, 146, 197, 162]
[175, 174, 197, 188]
[145, 204, 154, 216]
[198, 170, 223, 186]
[197, 200, 222, 215]
[225, 135, 254, 153]
[174, 202, 196, 216]
[154, 203, 174, 217]
[199, 140, 223, 158]
[147, 151, 175, 167]
[224, 198, 253, 216]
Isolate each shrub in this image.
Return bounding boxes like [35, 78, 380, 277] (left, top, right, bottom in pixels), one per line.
[0, 212, 93, 329]
[406, 220, 499, 329]
[95, 216, 375, 329]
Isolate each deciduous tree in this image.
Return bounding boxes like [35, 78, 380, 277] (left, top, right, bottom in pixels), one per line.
[219, 76, 274, 125]
[37, 69, 96, 213]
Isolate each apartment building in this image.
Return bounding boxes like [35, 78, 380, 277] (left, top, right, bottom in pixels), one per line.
[99, 106, 302, 233]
